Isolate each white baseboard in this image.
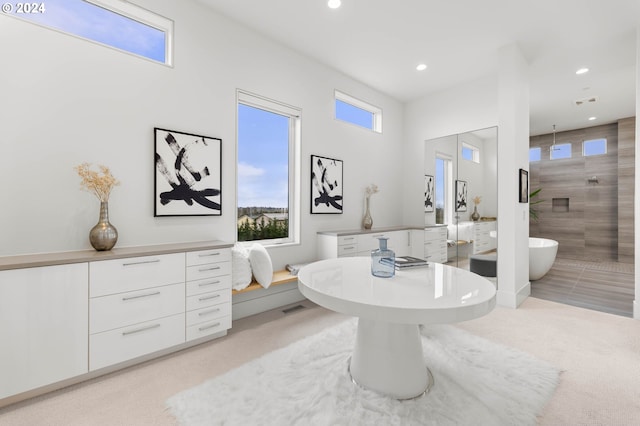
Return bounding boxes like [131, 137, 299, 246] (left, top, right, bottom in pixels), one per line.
[232, 282, 305, 320]
[497, 281, 531, 309]
[634, 300, 639, 320]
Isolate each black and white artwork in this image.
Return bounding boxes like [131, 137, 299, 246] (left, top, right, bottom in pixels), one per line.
[310, 155, 343, 214]
[455, 180, 467, 212]
[424, 175, 434, 212]
[154, 128, 222, 217]
[519, 168, 529, 203]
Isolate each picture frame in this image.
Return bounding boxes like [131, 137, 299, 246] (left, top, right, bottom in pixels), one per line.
[310, 155, 343, 214]
[519, 168, 529, 203]
[154, 128, 222, 217]
[455, 180, 468, 212]
[424, 175, 434, 212]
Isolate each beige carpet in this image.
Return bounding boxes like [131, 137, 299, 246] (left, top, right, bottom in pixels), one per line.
[1, 297, 639, 425]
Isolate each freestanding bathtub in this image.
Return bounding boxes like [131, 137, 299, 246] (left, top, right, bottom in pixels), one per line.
[529, 237, 558, 280]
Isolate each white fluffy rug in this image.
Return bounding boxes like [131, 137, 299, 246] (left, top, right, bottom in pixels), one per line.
[167, 319, 560, 426]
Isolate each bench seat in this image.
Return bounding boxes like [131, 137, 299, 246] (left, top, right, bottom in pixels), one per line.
[231, 269, 298, 295]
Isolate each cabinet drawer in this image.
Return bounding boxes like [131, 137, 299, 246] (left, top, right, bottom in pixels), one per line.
[337, 244, 358, 257]
[424, 240, 447, 251]
[186, 288, 231, 311]
[186, 315, 231, 341]
[90, 282, 184, 334]
[186, 302, 231, 327]
[89, 313, 185, 371]
[186, 275, 231, 297]
[90, 253, 184, 297]
[337, 235, 357, 245]
[186, 261, 231, 282]
[186, 248, 231, 266]
[424, 227, 447, 241]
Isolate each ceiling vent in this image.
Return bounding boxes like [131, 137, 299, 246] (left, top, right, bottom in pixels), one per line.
[574, 96, 598, 106]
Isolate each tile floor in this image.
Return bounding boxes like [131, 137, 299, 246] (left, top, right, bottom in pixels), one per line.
[448, 254, 635, 318]
[528, 257, 634, 317]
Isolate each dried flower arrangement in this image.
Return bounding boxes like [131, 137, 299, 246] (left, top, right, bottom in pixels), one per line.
[473, 196, 482, 206]
[365, 184, 379, 199]
[75, 163, 120, 202]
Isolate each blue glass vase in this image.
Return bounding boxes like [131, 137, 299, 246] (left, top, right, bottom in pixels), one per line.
[371, 237, 395, 278]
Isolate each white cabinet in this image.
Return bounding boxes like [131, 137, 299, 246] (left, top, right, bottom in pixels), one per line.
[0, 240, 233, 405]
[473, 221, 497, 254]
[185, 248, 232, 342]
[424, 226, 448, 263]
[0, 264, 88, 399]
[317, 228, 417, 260]
[89, 253, 186, 371]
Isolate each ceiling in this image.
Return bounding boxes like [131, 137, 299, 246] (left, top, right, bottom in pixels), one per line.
[195, 0, 638, 136]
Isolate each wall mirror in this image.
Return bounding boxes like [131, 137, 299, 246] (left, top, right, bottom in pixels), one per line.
[424, 126, 498, 285]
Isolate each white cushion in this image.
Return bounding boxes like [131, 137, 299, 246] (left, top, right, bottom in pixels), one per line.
[249, 243, 273, 288]
[231, 244, 252, 291]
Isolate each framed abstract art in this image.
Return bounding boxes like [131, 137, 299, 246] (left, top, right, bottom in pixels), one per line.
[310, 155, 343, 214]
[154, 128, 222, 216]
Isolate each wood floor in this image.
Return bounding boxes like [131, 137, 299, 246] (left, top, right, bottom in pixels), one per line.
[529, 256, 635, 317]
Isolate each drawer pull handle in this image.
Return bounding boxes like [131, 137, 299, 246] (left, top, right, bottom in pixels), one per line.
[199, 252, 221, 257]
[343, 237, 355, 241]
[342, 246, 356, 250]
[122, 259, 160, 267]
[199, 322, 221, 332]
[122, 291, 161, 301]
[199, 294, 221, 302]
[198, 308, 221, 317]
[199, 266, 221, 272]
[199, 280, 221, 287]
[122, 323, 160, 336]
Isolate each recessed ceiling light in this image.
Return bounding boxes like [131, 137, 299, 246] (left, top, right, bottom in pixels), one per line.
[576, 68, 589, 75]
[588, 116, 597, 121]
[327, 0, 341, 9]
[416, 63, 427, 71]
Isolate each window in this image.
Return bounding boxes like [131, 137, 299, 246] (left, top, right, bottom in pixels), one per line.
[550, 143, 572, 160]
[435, 155, 453, 225]
[529, 147, 541, 162]
[6, 0, 173, 64]
[583, 138, 607, 156]
[334, 90, 382, 133]
[237, 91, 300, 244]
[461, 142, 480, 163]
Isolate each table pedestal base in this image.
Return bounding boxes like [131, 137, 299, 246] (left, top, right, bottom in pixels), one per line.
[349, 318, 433, 399]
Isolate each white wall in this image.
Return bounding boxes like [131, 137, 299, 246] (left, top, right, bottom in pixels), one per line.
[0, 0, 404, 269]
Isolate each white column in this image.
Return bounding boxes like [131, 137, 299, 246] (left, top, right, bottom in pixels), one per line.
[496, 44, 531, 308]
[634, 25, 640, 320]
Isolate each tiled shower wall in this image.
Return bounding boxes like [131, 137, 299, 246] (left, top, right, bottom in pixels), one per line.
[529, 118, 635, 263]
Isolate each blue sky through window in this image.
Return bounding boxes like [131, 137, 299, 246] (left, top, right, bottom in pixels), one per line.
[335, 99, 374, 129]
[529, 147, 541, 162]
[13, 0, 166, 63]
[583, 138, 607, 156]
[237, 104, 289, 208]
[550, 143, 572, 160]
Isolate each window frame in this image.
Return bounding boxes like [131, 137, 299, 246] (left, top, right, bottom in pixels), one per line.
[236, 90, 301, 246]
[6, 0, 174, 66]
[583, 138, 607, 157]
[435, 153, 454, 225]
[550, 143, 572, 160]
[334, 90, 382, 133]
[461, 142, 480, 163]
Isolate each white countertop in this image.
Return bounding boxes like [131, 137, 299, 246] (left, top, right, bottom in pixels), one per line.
[298, 257, 496, 325]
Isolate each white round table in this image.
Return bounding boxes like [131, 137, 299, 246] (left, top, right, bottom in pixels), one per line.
[297, 257, 496, 399]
